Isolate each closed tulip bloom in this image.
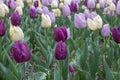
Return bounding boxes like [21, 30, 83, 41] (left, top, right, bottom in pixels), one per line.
[51, 0, 58, 8]
[64, 0, 71, 4]
[42, 6, 49, 14]
[99, 0, 106, 8]
[48, 12, 55, 23]
[16, 0, 24, 8]
[101, 24, 110, 37]
[1, 3, 9, 14]
[63, 4, 71, 16]
[11, 11, 21, 26]
[6, 0, 16, 9]
[84, 9, 90, 18]
[41, 14, 51, 28]
[9, 25, 24, 42]
[10, 41, 31, 63]
[0, 5, 5, 18]
[112, 26, 120, 43]
[52, 8, 61, 16]
[54, 26, 68, 42]
[55, 41, 67, 60]
[87, 15, 103, 30]
[42, 0, 50, 6]
[29, 5, 37, 18]
[34, 0, 38, 7]
[85, 0, 95, 8]
[74, 13, 86, 28]
[116, 0, 120, 15]
[69, 0, 79, 12]
[15, 6, 23, 16]
[69, 65, 75, 72]
[0, 20, 6, 36]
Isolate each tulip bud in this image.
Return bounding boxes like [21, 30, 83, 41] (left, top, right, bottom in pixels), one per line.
[116, 0, 120, 15]
[52, 8, 61, 16]
[41, 14, 51, 28]
[6, 0, 16, 9]
[11, 11, 21, 26]
[55, 41, 67, 60]
[87, 15, 103, 30]
[62, 4, 71, 16]
[64, 0, 71, 4]
[16, 0, 24, 8]
[42, 0, 51, 6]
[48, 12, 55, 23]
[41, 6, 49, 14]
[54, 26, 68, 42]
[96, 3, 100, 9]
[10, 41, 31, 63]
[74, 13, 86, 28]
[69, 65, 75, 72]
[109, 2, 116, 11]
[29, 5, 37, 18]
[15, 6, 23, 16]
[69, 0, 79, 12]
[112, 26, 120, 43]
[99, 0, 106, 8]
[51, 0, 58, 8]
[1, 3, 9, 14]
[0, 20, 6, 37]
[59, 2, 64, 9]
[101, 24, 110, 37]
[34, 0, 38, 7]
[0, 5, 5, 18]
[26, 0, 33, 6]
[82, 5, 87, 10]
[85, 0, 95, 8]
[9, 25, 24, 42]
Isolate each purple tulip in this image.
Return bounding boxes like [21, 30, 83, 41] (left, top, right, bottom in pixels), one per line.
[101, 24, 110, 37]
[42, 0, 51, 6]
[74, 13, 86, 28]
[54, 26, 68, 42]
[48, 12, 55, 23]
[112, 26, 120, 43]
[6, 0, 16, 9]
[0, 20, 6, 37]
[99, 0, 106, 8]
[10, 41, 31, 63]
[69, 65, 75, 72]
[34, 0, 39, 8]
[29, 5, 37, 18]
[42, 6, 49, 14]
[116, 0, 120, 15]
[89, 11, 97, 19]
[84, 0, 95, 8]
[55, 41, 67, 60]
[11, 11, 21, 26]
[69, 0, 79, 12]
[84, 9, 90, 18]
[63, 4, 71, 16]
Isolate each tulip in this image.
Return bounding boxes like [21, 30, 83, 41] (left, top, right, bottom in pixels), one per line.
[0, 5, 5, 18]
[1, 3, 9, 14]
[11, 11, 21, 26]
[112, 26, 120, 43]
[64, 0, 71, 4]
[34, 0, 38, 7]
[41, 14, 51, 28]
[10, 41, 31, 63]
[55, 41, 67, 60]
[84, 9, 90, 18]
[0, 20, 6, 37]
[62, 4, 71, 16]
[41, 6, 49, 14]
[9, 24, 24, 42]
[116, 0, 120, 15]
[84, 0, 95, 8]
[59, 2, 64, 9]
[51, 0, 58, 8]
[26, 0, 33, 6]
[74, 13, 86, 28]
[16, 0, 24, 8]
[48, 12, 55, 23]
[69, 65, 75, 72]
[87, 15, 103, 30]
[101, 24, 110, 37]
[99, 0, 106, 8]
[6, 0, 16, 9]
[42, 0, 51, 6]
[69, 0, 79, 12]
[29, 5, 37, 18]
[15, 6, 23, 16]
[54, 26, 68, 42]
[52, 8, 61, 16]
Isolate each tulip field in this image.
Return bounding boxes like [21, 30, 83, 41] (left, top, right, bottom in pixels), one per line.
[1, 0, 120, 80]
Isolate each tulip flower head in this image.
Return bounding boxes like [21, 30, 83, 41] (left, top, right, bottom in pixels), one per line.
[101, 24, 110, 37]
[10, 41, 31, 63]
[69, 65, 75, 72]
[29, 5, 37, 18]
[55, 41, 67, 60]
[112, 26, 120, 43]
[0, 20, 6, 37]
[62, 4, 71, 16]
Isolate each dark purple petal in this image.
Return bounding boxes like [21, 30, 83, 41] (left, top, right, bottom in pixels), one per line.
[0, 20, 6, 37]
[112, 27, 120, 43]
[69, 65, 75, 72]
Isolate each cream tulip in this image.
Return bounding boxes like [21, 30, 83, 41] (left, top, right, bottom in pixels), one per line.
[1, 3, 9, 14]
[51, 0, 58, 8]
[16, 0, 24, 8]
[0, 5, 5, 18]
[15, 6, 23, 16]
[41, 14, 51, 28]
[9, 24, 24, 42]
[52, 8, 61, 16]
